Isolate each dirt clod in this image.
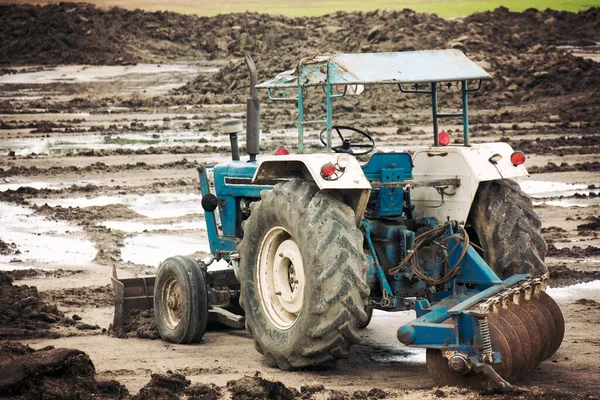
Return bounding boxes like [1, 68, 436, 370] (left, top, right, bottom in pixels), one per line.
[0, 271, 64, 339]
[184, 383, 222, 400]
[132, 371, 190, 400]
[0, 342, 128, 399]
[111, 309, 160, 340]
[227, 373, 296, 400]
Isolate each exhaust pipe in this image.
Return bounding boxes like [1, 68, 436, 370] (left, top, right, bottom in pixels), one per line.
[244, 53, 260, 162]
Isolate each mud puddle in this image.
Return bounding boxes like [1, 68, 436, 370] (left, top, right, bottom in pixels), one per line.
[547, 279, 600, 299]
[0, 202, 96, 269]
[121, 232, 209, 267]
[518, 178, 600, 207]
[518, 179, 600, 198]
[32, 192, 204, 219]
[0, 179, 98, 192]
[0, 64, 209, 89]
[1, 130, 228, 156]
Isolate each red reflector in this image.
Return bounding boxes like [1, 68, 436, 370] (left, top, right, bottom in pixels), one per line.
[320, 163, 337, 178]
[438, 131, 451, 146]
[510, 151, 526, 166]
[275, 146, 289, 156]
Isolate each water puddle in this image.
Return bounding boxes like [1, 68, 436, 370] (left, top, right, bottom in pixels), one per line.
[534, 198, 600, 208]
[0, 130, 231, 156]
[0, 64, 209, 85]
[0, 179, 98, 192]
[121, 232, 210, 267]
[32, 192, 204, 219]
[518, 179, 599, 198]
[517, 179, 600, 207]
[101, 219, 204, 233]
[0, 202, 96, 268]
[547, 280, 600, 300]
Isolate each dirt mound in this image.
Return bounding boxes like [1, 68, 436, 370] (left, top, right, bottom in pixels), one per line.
[36, 203, 142, 224]
[132, 371, 189, 400]
[227, 373, 297, 400]
[0, 159, 200, 178]
[8, 268, 85, 281]
[41, 284, 114, 309]
[1, 4, 599, 120]
[528, 161, 600, 174]
[508, 134, 600, 156]
[0, 238, 19, 256]
[0, 342, 128, 399]
[0, 271, 65, 339]
[549, 264, 600, 287]
[575, 298, 600, 309]
[547, 244, 600, 258]
[577, 216, 600, 236]
[111, 309, 160, 340]
[0, 3, 203, 65]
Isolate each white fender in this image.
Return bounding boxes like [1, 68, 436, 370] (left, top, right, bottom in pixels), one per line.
[410, 143, 529, 223]
[252, 153, 371, 226]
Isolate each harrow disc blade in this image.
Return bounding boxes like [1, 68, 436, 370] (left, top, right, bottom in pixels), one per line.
[487, 312, 524, 380]
[536, 291, 565, 357]
[425, 318, 512, 388]
[530, 297, 558, 361]
[508, 303, 541, 374]
[521, 298, 553, 365]
[494, 307, 533, 380]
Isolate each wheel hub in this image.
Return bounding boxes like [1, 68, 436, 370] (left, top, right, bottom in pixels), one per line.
[257, 227, 305, 330]
[162, 277, 182, 329]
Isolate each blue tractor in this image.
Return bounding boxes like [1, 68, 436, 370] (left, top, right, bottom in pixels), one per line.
[123, 50, 564, 388]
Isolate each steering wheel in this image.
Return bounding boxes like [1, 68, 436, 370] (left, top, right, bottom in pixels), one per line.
[319, 125, 375, 155]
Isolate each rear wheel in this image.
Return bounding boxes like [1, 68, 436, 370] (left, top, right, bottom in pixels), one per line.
[358, 305, 373, 329]
[467, 179, 548, 278]
[154, 256, 209, 344]
[238, 180, 370, 369]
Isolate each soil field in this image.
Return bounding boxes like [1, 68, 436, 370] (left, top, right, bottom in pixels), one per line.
[10, 0, 598, 17]
[1, 3, 600, 400]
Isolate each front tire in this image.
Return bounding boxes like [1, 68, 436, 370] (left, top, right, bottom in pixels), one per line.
[238, 180, 370, 369]
[467, 179, 548, 278]
[154, 256, 209, 344]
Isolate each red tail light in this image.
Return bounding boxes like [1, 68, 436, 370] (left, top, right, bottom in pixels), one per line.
[438, 131, 451, 146]
[320, 163, 337, 178]
[275, 147, 289, 156]
[510, 151, 526, 166]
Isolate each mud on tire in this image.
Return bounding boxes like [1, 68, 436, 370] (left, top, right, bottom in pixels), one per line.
[467, 179, 548, 278]
[238, 180, 370, 369]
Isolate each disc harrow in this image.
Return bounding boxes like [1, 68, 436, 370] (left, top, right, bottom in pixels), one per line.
[426, 275, 564, 388]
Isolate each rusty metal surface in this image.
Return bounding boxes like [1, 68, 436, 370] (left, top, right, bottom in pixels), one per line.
[111, 267, 155, 330]
[256, 49, 490, 88]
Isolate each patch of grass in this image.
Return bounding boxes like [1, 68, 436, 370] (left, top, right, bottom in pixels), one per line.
[49, 0, 599, 17]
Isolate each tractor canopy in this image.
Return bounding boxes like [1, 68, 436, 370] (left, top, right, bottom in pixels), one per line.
[256, 49, 490, 88]
[255, 49, 491, 152]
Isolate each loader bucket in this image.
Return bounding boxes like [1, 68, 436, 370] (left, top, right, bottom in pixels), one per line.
[111, 266, 155, 330]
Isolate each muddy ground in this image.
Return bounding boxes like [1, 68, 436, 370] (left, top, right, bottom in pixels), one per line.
[1, 3, 600, 399]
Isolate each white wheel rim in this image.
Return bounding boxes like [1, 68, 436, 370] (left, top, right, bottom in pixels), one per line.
[162, 276, 182, 329]
[257, 226, 305, 330]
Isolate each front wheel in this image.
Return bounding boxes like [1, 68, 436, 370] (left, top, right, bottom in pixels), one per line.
[154, 256, 209, 344]
[238, 180, 370, 369]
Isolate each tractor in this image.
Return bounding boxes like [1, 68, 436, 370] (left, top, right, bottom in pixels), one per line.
[112, 50, 563, 388]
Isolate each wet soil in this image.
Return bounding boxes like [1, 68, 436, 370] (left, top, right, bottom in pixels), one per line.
[0, 272, 65, 339]
[0, 342, 128, 399]
[1, 3, 600, 399]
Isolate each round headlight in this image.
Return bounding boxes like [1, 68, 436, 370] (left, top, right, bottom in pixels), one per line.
[337, 154, 350, 170]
